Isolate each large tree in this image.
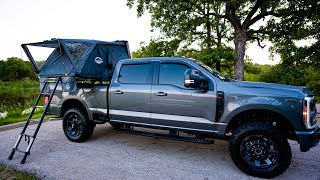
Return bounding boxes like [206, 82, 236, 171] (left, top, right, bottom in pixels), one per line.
[127, 0, 285, 80]
[128, 0, 232, 72]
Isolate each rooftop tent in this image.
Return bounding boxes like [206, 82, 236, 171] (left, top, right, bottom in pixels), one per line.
[22, 39, 131, 81]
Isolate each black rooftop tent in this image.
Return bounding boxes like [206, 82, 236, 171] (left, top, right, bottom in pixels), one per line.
[22, 38, 131, 81]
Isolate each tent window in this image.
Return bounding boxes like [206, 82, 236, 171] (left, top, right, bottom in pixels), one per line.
[65, 42, 91, 62]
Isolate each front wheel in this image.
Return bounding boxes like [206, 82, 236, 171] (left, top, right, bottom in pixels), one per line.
[63, 108, 95, 142]
[229, 122, 292, 178]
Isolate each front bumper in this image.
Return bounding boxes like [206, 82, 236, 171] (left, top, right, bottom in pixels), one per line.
[296, 126, 320, 152]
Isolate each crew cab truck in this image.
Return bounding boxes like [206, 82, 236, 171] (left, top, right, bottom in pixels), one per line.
[19, 39, 319, 178]
[46, 57, 319, 178]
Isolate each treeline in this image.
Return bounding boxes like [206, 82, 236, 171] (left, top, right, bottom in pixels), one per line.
[245, 63, 320, 97]
[0, 57, 37, 81]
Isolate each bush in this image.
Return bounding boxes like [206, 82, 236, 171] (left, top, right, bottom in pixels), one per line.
[257, 65, 320, 100]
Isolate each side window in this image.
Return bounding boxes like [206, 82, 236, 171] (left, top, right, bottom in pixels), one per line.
[159, 63, 189, 88]
[118, 64, 150, 84]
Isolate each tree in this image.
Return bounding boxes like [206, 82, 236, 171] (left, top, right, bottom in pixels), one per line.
[132, 38, 235, 75]
[127, 0, 286, 80]
[0, 57, 37, 81]
[132, 38, 181, 58]
[128, 0, 232, 72]
[267, 0, 320, 67]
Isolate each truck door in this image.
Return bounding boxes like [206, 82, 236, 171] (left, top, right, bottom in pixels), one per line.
[150, 61, 217, 133]
[109, 62, 153, 124]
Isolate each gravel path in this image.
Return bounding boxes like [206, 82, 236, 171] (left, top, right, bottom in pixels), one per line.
[0, 120, 319, 180]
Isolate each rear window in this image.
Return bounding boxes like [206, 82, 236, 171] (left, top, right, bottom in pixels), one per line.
[118, 64, 150, 84]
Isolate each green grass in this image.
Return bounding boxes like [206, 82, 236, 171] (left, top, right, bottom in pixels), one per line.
[0, 111, 43, 126]
[0, 80, 42, 126]
[0, 165, 35, 180]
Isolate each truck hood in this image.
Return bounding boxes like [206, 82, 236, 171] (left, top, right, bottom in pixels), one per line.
[231, 81, 314, 96]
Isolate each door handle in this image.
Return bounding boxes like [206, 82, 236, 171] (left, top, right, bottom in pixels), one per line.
[154, 92, 167, 96]
[113, 90, 123, 94]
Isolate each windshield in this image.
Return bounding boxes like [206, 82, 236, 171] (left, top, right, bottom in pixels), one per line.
[188, 58, 229, 81]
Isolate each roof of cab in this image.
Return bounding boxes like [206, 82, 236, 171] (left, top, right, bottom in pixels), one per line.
[120, 57, 190, 63]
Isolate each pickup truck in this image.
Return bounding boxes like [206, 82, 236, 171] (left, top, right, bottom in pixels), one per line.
[43, 56, 320, 178]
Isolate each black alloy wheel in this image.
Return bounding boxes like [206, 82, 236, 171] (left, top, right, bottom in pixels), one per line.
[240, 134, 278, 168]
[63, 108, 95, 142]
[229, 122, 292, 178]
[66, 114, 83, 138]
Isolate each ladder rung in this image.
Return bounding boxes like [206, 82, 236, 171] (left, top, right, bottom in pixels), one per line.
[47, 80, 57, 83]
[40, 92, 51, 95]
[22, 133, 34, 138]
[35, 105, 47, 108]
[14, 148, 27, 153]
[29, 119, 41, 123]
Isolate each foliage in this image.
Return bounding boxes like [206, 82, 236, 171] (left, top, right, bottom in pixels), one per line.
[0, 57, 37, 81]
[267, 0, 320, 67]
[0, 80, 43, 126]
[132, 38, 236, 74]
[132, 38, 181, 58]
[0, 80, 39, 112]
[127, 0, 293, 80]
[244, 63, 272, 82]
[244, 64, 320, 101]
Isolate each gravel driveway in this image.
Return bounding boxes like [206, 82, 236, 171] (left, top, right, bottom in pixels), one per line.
[0, 119, 319, 180]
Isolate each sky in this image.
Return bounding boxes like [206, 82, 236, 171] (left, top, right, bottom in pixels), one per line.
[0, 0, 279, 65]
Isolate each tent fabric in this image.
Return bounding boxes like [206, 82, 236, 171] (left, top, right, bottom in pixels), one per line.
[23, 39, 130, 81]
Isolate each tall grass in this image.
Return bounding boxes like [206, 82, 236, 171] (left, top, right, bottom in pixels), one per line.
[0, 79, 42, 125]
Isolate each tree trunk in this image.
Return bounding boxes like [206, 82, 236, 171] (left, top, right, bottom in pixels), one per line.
[234, 29, 246, 81]
[216, 17, 222, 72]
[216, 61, 221, 72]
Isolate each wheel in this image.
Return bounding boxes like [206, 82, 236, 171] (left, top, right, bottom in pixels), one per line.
[109, 121, 124, 129]
[229, 122, 292, 178]
[63, 108, 95, 142]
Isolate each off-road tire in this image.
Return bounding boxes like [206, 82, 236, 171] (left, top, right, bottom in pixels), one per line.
[63, 108, 95, 142]
[229, 122, 292, 178]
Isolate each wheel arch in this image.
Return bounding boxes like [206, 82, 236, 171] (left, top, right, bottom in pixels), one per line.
[225, 107, 297, 140]
[60, 98, 90, 120]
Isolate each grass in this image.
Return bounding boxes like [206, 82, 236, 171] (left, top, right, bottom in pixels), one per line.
[0, 111, 43, 126]
[0, 165, 35, 180]
[0, 80, 42, 126]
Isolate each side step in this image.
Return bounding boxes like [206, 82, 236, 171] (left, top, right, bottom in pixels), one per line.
[114, 127, 214, 144]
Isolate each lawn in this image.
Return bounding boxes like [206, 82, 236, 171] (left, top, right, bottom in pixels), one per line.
[0, 80, 42, 126]
[0, 165, 35, 180]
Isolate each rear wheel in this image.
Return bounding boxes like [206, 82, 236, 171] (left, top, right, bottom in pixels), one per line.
[229, 122, 292, 178]
[63, 108, 95, 142]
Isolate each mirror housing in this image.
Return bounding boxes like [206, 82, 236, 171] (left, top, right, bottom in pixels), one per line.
[184, 69, 209, 92]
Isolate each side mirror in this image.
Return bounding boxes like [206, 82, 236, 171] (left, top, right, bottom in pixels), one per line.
[184, 69, 209, 92]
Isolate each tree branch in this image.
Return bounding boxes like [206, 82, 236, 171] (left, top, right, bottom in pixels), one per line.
[247, 29, 264, 37]
[248, 6, 280, 27]
[208, 12, 226, 18]
[251, 36, 266, 48]
[243, 0, 264, 28]
[225, 1, 241, 29]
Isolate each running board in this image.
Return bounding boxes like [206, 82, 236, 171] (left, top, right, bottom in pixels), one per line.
[114, 127, 214, 144]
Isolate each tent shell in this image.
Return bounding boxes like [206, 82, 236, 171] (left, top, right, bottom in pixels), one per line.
[22, 38, 131, 80]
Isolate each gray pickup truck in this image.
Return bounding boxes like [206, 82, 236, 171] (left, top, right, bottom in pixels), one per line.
[46, 57, 319, 178]
[21, 39, 319, 178]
